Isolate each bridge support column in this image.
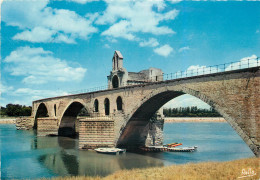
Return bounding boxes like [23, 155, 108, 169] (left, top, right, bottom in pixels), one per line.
[37, 117, 59, 136]
[143, 114, 164, 146]
[79, 117, 115, 149]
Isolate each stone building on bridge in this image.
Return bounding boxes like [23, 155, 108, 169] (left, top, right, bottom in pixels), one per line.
[107, 51, 163, 88]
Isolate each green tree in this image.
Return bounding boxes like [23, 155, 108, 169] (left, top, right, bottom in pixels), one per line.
[0, 106, 7, 116]
[5, 104, 32, 117]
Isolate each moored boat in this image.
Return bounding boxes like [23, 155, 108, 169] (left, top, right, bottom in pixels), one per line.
[168, 146, 198, 152]
[94, 148, 126, 155]
[166, 143, 183, 147]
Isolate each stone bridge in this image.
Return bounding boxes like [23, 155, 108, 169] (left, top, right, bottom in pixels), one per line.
[29, 67, 260, 157]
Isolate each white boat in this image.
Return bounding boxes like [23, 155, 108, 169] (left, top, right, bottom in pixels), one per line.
[168, 146, 198, 152]
[94, 148, 126, 155]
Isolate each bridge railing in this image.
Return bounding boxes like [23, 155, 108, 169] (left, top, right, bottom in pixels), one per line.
[69, 56, 259, 95]
[161, 56, 259, 81]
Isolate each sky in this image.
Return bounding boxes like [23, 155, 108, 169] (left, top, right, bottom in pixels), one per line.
[1, 0, 260, 109]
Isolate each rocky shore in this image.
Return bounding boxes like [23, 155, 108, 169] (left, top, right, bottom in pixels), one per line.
[165, 117, 226, 123]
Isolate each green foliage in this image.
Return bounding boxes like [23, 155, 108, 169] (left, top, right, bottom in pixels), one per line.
[0, 106, 7, 116]
[163, 106, 221, 117]
[0, 104, 32, 117]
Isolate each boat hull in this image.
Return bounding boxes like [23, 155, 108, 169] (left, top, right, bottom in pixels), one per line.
[168, 146, 197, 152]
[94, 148, 126, 155]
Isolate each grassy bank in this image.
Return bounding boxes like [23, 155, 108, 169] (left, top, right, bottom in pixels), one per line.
[52, 157, 259, 180]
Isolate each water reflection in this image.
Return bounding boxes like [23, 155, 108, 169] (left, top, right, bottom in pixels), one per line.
[32, 135, 164, 177]
[1, 123, 254, 179]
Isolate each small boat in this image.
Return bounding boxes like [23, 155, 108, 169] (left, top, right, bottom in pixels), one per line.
[166, 143, 183, 147]
[94, 148, 126, 155]
[168, 146, 198, 152]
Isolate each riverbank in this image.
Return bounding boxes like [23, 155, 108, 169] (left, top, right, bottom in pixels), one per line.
[0, 118, 16, 124]
[0, 117, 226, 124]
[52, 157, 259, 180]
[165, 117, 226, 123]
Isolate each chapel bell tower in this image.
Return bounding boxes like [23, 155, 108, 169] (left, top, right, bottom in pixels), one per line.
[112, 50, 123, 71]
[108, 50, 127, 89]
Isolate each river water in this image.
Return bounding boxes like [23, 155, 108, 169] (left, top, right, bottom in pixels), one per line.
[0, 123, 254, 179]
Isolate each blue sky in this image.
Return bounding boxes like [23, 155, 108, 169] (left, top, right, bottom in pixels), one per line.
[1, 0, 260, 108]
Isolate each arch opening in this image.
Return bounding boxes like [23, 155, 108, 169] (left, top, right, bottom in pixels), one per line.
[104, 98, 110, 115]
[34, 103, 49, 129]
[112, 75, 119, 88]
[94, 99, 99, 112]
[116, 96, 123, 111]
[59, 102, 89, 137]
[116, 91, 223, 150]
[54, 104, 57, 116]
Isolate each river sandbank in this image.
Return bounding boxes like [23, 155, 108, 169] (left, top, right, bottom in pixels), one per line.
[52, 157, 259, 180]
[165, 117, 226, 123]
[0, 118, 16, 124]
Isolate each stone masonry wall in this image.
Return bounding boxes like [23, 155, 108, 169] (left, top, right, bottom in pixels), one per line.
[37, 118, 59, 136]
[16, 117, 34, 130]
[79, 117, 115, 149]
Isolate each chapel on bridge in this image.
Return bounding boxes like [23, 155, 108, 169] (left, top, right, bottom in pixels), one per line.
[107, 51, 163, 89]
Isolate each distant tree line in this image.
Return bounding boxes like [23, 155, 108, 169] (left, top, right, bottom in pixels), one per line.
[163, 106, 221, 117]
[0, 104, 32, 117]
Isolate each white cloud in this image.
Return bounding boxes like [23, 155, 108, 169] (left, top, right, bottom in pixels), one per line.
[1, 88, 69, 106]
[97, 1, 179, 40]
[4, 46, 86, 84]
[154, 44, 173, 57]
[2, 0, 97, 43]
[182, 65, 220, 77]
[0, 82, 14, 95]
[139, 38, 159, 47]
[163, 94, 210, 109]
[167, 0, 183, 4]
[13, 27, 55, 42]
[104, 44, 110, 48]
[13, 27, 76, 44]
[102, 20, 136, 41]
[67, 0, 99, 4]
[256, 30, 259, 34]
[12, 88, 68, 98]
[225, 55, 258, 71]
[178, 46, 190, 53]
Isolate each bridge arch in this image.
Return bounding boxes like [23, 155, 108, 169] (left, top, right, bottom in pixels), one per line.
[59, 101, 89, 137]
[34, 102, 49, 129]
[116, 86, 239, 149]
